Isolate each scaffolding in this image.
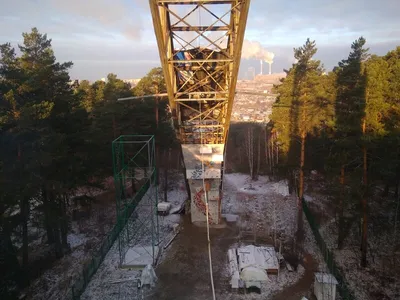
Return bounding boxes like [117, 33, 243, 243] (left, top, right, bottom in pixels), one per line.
[112, 135, 159, 267]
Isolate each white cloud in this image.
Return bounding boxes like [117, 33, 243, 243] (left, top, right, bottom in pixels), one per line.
[0, 0, 399, 79]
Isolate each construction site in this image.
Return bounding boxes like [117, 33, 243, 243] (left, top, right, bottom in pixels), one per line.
[70, 1, 339, 299]
[8, 1, 400, 300]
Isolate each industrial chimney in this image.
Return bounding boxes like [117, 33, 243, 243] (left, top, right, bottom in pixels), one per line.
[268, 62, 272, 75]
[260, 59, 263, 75]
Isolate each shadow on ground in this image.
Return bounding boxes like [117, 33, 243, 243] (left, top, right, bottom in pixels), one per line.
[148, 214, 318, 300]
[148, 215, 238, 300]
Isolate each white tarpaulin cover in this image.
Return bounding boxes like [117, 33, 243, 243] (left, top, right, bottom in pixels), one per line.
[140, 264, 158, 287]
[228, 248, 240, 288]
[240, 266, 269, 283]
[237, 245, 279, 271]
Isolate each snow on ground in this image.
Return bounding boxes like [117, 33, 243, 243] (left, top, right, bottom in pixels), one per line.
[307, 178, 400, 300]
[81, 172, 328, 300]
[67, 233, 88, 249]
[218, 173, 327, 299]
[223, 173, 296, 247]
[80, 241, 141, 300]
[81, 172, 187, 300]
[320, 218, 400, 300]
[25, 189, 117, 300]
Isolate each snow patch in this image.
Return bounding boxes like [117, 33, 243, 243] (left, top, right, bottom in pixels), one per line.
[67, 233, 87, 249]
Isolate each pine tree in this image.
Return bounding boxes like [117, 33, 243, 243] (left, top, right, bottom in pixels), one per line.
[334, 37, 371, 266]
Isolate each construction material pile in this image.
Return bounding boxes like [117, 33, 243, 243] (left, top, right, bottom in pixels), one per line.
[228, 245, 279, 290]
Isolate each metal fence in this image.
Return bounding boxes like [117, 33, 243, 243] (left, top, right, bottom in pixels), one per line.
[65, 180, 151, 300]
[302, 199, 356, 300]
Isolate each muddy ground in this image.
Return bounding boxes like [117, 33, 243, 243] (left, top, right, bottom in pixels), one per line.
[81, 173, 326, 299]
[146, 174, 323, 300]
[149, 216, 319, 300]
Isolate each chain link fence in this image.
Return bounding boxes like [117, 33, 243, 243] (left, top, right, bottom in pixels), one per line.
[65, 181, 150, 300]
[302, 199, 355, 300]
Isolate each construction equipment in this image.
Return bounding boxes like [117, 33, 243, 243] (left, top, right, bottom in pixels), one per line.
[149, 0, 251, 224]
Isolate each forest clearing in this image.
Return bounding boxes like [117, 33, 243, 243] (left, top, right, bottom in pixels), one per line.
[1, 13, 400, 300]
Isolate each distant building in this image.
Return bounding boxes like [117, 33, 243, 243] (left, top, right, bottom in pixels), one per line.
[123, 78, 142, 87]
[68, 79, 79, 89]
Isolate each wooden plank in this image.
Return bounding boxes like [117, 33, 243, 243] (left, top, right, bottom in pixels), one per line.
[286, 261, 294, 272]
[228, 248, 240, 289]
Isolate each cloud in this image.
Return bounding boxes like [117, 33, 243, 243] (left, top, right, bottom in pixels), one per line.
[246, 0, 400, 45]
[0, 0, 145, 41]
[242, 40, 275, 63]
[0, 0, 399, 80]
[239, 40, 400, 79]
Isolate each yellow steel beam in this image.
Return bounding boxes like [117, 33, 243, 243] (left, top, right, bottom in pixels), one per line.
[149, 0, 250, 145]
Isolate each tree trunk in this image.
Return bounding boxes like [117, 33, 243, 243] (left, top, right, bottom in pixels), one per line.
[256, 129, 261, 179]
[382, 183, 389, 197]
[361, 148, 368, 267]
[42, 186, 55, 244]
[245, 127, 255, 180]
[20, 196, 29, 269]
[112, 115, 117, 139]
[155, 97, 160, 186]
[265, 129, 270, 173]
[60, 195, 69, 250]
[54, 225, 63, 259]
[270, 133, 274, 173]
[395, 173, 400, 199]
[338, 165, 345, 249]
[275, 133, 279, 165]
[0, 202, 27, 290]
[361, 119, 368, 267]
[299, 132, 306, 200]
[17, 143, 29, 268]
[164, 149, 169, 202]
[296, 131, 306, 255]
[239, 146, 242, 167]
[50, 190, 63, 258]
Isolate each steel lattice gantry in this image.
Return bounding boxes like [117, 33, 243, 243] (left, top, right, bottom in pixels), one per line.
[149, 0, 250, 224]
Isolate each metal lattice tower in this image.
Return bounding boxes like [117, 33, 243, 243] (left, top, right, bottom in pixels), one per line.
[112, 135, 159, 266]
[149, 0, 251, 224]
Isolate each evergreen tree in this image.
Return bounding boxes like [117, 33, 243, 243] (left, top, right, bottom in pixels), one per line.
[334, 37, 370, 266]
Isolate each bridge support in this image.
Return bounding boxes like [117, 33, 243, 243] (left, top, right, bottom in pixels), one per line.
[149, 0, 250, 224]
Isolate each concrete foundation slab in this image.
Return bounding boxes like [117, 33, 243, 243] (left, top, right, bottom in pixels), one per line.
[121, 246, 159, 269]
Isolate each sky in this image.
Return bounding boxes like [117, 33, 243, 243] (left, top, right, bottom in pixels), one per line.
[0, 0, 399, 81]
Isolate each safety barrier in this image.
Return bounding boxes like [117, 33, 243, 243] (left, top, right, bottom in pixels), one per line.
[302, 199, 356, 300]
[66, 180, 151, 300]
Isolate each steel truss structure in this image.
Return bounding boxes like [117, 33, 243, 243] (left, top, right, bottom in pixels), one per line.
[149, 0, 250, 223]
[150, 0, 250, 144]
[112, 135, 159, 266]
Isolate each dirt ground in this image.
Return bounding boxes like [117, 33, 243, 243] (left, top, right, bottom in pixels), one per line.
[149, 217, 319, 300]
[146, 174, 323, 300]
[148, 216, 237, 300]
[80, 173, 327, 300]
[272, 253, 318, 300]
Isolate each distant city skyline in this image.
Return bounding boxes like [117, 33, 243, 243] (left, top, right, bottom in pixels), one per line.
[1, 0, 399, 81]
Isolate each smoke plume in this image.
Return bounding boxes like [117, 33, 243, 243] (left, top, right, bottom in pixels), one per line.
[241, 40, 275, 63]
